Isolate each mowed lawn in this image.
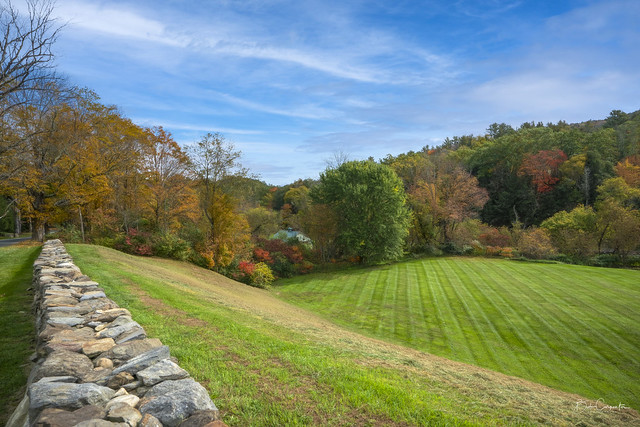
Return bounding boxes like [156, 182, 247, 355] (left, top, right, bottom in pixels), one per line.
[276, 257, 640, 410]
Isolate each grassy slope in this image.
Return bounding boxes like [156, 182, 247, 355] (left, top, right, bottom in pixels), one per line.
[66, 244, 639, 426]
[0, 244, 40, 424]
[276, 257, 640, 411]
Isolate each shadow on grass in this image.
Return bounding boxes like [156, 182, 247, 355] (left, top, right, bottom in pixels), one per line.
[0, 246, 41, 425]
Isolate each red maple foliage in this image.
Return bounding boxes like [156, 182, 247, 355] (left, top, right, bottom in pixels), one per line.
[519, 149, 568, 193]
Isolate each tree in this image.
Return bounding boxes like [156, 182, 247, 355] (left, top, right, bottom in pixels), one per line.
[486, 122, 515, 139]
[188, 133, 250, 269]
[518, 149, 568, 194]
[141, 126, 197, 233]
[312, 160, 410, 264]
[245, 206, 280, 238]
[410, 159, 488, 244]
[0, 0, 62, 115]
[615, 155, 640, 188]
[541, 206, 598, 257]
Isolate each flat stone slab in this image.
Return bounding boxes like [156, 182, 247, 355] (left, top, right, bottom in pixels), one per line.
[137, 359, 189, 386]
[83, 338, 116, 358]
[47, 316, 84, 327]
[80, 291, 107, 301]
[112, 346, 170, 376]
[115, 327, 146, 344]
[29, 381, 115, 418]
[34, 405, 107, 427]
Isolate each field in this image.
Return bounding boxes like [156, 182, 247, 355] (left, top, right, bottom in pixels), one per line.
[62, 244, 640, 426]
[0, 244, 41, 424]
[276, 257, 640, 410]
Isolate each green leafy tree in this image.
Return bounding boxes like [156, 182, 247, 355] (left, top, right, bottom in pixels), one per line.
[541, 206, 598, 257]
[312, 160, 410, 264]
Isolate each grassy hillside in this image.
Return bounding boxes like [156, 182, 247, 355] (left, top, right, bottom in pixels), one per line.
[0, 244, 40, 424]
[65, 244, 639, 426]
[276, 257, 640, 410]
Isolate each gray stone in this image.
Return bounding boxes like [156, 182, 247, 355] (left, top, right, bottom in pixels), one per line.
[99, 338, 163, 366]
[28, 382, 115, 418]
[46, 305, 86, 314]
[107, 372, 135, 389]
[90, 308, 132, 323]
[32, 350, 94, 382]
[83, 338, 116, 358]
[36, 376, 78, 383]
[137, 359, 189, 386]
[77, 298, 119, 312]
[33, 405, 106, 427]
[138, 378, 216, 427]
[97, 317, 142, 340]
[107, 402, 142, 426]
[122, 380, 142, 392]
[43, 296, 78, 308]
[80, 290, 107, 301]
[112, 346, 170, 376]
[43, 327, 96, 354]
[47, 316, 84, 327]
[179, 410, 222, 427]
[69, 280, 100, 288]
[39, 324, 73, 341]
[106, 394, 140, 410]
[115, 327, 146, 344]
[74, 420, 129, 427]
[55, 262, 75, 268]
[139, 413, 163, 427]
[82, 367, 112, 385]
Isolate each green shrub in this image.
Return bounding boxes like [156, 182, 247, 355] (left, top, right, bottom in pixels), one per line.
[152, 233, 191, 260]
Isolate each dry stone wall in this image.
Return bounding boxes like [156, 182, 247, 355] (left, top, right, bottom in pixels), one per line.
[8, 240, 224, 427]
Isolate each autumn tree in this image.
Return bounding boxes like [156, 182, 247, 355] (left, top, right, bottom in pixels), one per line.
[410, 159, 488, 244]
[312, 160, 410, 264]
[188, 132, 250, 269]
[615, 155, 640, 189]
[518, 149, 568, 194]
[141, 126, 197, 233]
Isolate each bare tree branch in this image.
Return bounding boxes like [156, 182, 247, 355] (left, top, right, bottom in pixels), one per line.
[0, 0, 63, 114]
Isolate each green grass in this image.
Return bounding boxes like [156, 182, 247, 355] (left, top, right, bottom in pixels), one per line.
[66, 244, 480, 426]
[65, 245, 640, 426]
[0, 244, 40, 424]
[275, 257, 640, 410]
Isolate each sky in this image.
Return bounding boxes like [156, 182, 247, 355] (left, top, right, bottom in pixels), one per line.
[45, 0, 640, 185]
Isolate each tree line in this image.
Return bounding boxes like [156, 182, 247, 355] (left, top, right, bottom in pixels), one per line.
[2, 0, 639, 287]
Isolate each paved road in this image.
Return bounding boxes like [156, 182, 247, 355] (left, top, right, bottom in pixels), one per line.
[0, 237, 30, 248]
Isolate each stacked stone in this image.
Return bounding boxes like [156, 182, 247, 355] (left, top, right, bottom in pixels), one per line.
[8, 240, 223, 427]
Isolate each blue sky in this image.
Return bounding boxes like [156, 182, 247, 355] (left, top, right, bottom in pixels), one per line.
[51, 0, 640, 185]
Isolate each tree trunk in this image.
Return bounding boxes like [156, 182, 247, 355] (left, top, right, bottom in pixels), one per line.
[78, 206, 85, 242]
[33, 219, 45, 242]
[13, 203, 21, 237]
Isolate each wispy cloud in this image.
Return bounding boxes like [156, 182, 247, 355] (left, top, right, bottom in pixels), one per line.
[55, 1, 189, 47]
[131, 118, 265, 136]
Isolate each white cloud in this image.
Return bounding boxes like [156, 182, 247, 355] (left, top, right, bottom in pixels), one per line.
[55, 1, 188, 47]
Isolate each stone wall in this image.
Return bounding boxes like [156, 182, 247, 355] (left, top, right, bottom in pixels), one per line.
[8, 240, 224, 427]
